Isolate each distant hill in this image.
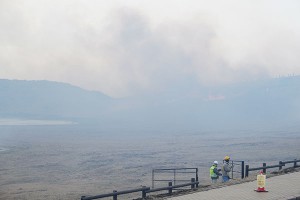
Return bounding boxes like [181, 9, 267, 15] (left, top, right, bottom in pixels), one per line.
[0, 79, 112, 120]
[1, 77, 300, 131]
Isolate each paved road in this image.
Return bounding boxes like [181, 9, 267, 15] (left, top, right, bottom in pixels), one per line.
[168, 171, 300, 200]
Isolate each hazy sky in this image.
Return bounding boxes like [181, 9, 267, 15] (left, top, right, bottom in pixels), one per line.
[1, 0, 300, 97]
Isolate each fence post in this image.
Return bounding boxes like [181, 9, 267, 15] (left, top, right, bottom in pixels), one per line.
[113, 190, 117, 200]
[245, 165, 249, 177]
[168, 182, 172, 194]
[152, 169, 154, 188]
[294, 159, 297, 168]
[196, 168, 199, 188]
[142, 186, 147, 198]
[279, 161, 283, 170]
[241, 161, 245, 179]
[263, 163, 266, 174]
[191, 178, 195, 189]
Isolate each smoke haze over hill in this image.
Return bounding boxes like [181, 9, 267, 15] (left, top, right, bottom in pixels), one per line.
[1, 76, 300, 132]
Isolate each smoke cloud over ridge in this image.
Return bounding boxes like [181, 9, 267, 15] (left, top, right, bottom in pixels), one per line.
[1, 0, 300, 97]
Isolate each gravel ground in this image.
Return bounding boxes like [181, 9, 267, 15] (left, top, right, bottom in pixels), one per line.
[1, 125, 299, 200]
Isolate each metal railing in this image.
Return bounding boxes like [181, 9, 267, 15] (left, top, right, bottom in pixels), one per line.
[279, 159, 300, 170]
[152, 168, 198, 188]
[81, 178, 198, 200]
[245, 159, 300, 177]
[81, 158, 299, 199]
[146, 178, 198, 195]
[81, 187, 150, 200]
[230, 160, 245, 179]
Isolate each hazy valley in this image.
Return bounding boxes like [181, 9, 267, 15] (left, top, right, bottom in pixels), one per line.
[1, 77, 300, 199]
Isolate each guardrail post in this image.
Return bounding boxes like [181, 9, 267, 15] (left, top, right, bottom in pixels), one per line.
[241, 161, 245, 179]
[245, 165, 249, 177]
[196, 168, 199, 188]
[294, 159, 297, 168]
[263, 163, 266, 174]
[142, 186, 147, 198]
[168, 182, 172, 194]
[113, 190, 117, 200]
[279, 161, 283, 170]
[191, 178, 195, 189]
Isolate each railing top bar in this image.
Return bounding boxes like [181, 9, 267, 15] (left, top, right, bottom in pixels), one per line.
[232, 160, 244, 162]
[82, 192, 115, 200]
[82, 187, 150, 200]
[146, 181, 199, 193]
[146, 186, 173, 193]
[153, 168, 198, 171]
[168, 181, 199, 189]
[153, 171, 196, 174]
[153, 178, 195, 182]
[248, 164, 284, 171]
[282, 160, 300, 164]
[116, 187, 150, 195]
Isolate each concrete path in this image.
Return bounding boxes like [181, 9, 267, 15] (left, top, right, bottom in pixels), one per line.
[167, 171, 300, 200]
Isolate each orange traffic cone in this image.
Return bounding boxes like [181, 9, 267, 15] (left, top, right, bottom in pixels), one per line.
[255, 171, 268, 192]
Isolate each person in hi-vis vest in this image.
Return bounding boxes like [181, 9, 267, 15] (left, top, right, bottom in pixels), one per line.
[210, 161, 222, 184]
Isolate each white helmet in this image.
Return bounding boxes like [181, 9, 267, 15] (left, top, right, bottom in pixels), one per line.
[213, 161, 218, 165]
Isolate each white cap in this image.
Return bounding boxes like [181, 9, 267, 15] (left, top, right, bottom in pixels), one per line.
[213, 161, 218, 165]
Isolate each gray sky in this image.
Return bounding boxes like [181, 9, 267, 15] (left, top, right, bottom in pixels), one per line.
[1, 0, 300, 97]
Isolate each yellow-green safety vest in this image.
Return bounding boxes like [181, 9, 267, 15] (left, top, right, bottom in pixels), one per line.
[210, 165, 218, 178]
